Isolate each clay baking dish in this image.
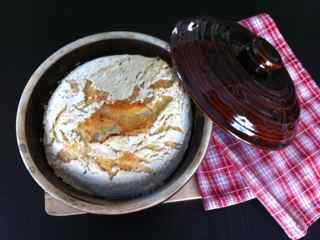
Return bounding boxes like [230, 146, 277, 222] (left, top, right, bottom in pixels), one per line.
[16, 32, 213, 214]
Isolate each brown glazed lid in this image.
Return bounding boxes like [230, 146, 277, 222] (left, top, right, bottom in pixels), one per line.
[170, 17, 300, 150]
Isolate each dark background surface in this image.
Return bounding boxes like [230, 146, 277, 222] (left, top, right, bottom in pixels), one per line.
[2, 1, 320, 239]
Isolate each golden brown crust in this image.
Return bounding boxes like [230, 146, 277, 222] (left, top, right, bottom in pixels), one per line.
[76, 95, 172, 143]
[149, 79, 174, 90]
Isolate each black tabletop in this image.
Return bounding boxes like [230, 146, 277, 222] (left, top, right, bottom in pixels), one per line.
[3, 1, 320, 239]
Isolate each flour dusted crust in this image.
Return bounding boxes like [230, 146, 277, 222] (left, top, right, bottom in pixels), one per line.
[43, 55, 192, 199]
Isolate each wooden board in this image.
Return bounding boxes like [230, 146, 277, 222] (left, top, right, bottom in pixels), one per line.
[45, 176, 201, 216]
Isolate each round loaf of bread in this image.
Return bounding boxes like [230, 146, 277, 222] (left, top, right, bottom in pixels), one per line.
[43, 55, 192, 199]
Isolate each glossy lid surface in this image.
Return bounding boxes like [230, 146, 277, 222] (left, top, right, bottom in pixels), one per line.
[170, 17, 300, 150]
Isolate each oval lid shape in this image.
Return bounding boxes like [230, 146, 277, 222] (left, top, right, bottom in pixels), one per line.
[170, 17, 300, 150]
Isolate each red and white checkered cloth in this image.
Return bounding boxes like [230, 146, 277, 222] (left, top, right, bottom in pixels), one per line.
[196, 13, 320, 240]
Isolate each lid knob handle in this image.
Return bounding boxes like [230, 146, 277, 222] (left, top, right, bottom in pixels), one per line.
[249, 37, 282, 73]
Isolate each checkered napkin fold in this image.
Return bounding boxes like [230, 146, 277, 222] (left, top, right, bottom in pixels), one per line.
[196, 13, 320, 239]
